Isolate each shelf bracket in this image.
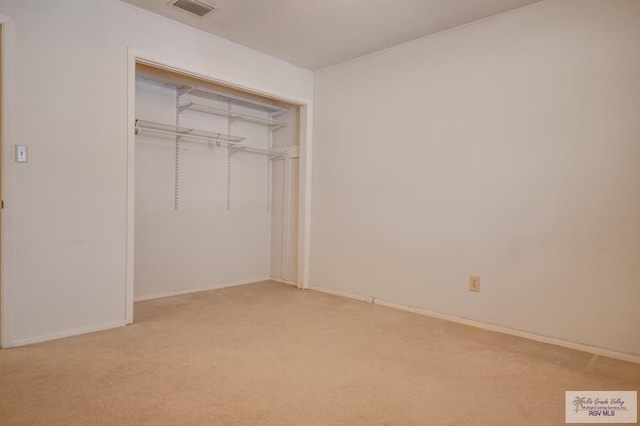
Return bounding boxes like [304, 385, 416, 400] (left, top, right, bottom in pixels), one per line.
[229, 146, 245, 156]
[177, 102, 192, 114]
[177, 86, 193, 98]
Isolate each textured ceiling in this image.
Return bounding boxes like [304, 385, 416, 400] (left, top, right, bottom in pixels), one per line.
[122, 0, 543, 70]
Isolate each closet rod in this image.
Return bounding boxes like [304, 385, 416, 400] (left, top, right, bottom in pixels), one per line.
[230, 146, 285, 159]
[136, 126, 284, 158]
[135, 127, 244, 146]
[135, 119, 245, 144]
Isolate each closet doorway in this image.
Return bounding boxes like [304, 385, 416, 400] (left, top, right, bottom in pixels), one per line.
[126, 57, 308, 322]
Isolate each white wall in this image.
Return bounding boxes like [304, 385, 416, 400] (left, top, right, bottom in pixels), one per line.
[0, 0, 312, 345]
[312, 0, 640, 356]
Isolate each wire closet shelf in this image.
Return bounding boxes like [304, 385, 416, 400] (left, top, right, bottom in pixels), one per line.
[135, 119, 246, 146]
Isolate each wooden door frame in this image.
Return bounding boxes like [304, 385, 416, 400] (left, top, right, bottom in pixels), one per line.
[0, 15, 16, 348]
[125, 49, 314, 324]
[0, 21, 3, 347]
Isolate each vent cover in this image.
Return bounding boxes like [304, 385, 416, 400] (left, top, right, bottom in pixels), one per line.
[170, 0, 215, 17]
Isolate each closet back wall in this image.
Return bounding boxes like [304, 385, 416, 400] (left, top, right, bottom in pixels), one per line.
[0, 0, 312, 346]
[135, 81, 273, 299]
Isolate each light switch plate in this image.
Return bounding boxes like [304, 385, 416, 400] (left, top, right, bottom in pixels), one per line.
[469, 275, 480, 292]
[15, 145, 28, 163]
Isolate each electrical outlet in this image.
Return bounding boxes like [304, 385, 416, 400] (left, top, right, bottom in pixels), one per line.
[469, 276, 480, 292]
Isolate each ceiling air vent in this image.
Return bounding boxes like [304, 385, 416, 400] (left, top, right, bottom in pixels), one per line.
[170, 0, 216, 17]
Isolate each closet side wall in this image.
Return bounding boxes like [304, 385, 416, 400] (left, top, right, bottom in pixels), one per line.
[271, 108, 300, 283]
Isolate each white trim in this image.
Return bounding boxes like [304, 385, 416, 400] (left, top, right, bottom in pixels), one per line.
[270, 277, 297, 286]
[0, 15, 16, 348]
[309, 285, 640, 365]
[132, 52, 311, 106]
[309, 285, 373, 303]
[126, 48, 313, 322]
[134, 278, 271, 302]
[298, 104, 312, 289]
[12, 320, 127, 347]
[125, 49, 136, 325]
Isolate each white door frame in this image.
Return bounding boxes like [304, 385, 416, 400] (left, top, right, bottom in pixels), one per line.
[125, 49, 313, 324]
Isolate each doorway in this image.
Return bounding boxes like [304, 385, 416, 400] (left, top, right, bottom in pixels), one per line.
[126, 55, 310, 323]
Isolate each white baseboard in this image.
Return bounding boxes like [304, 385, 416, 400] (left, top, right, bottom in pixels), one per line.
[11, 320, 127, 348]
[134, 277, 271, 302]
[10, 279, 273, 347]
[309, 285, 640, 365]
[269, 277, 298, 287]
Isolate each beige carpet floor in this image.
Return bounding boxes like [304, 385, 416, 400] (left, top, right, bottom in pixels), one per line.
[0, 281, 638, 425]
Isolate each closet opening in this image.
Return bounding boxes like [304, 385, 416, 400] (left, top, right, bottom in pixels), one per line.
[128, 61, 304, 318]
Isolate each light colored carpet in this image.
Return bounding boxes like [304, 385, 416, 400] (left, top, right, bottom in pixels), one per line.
[0, 281, 638, 425]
